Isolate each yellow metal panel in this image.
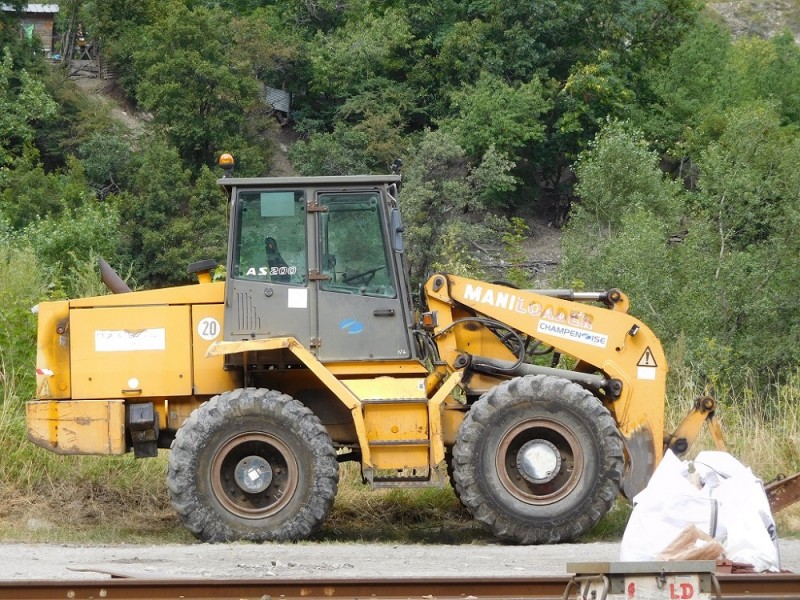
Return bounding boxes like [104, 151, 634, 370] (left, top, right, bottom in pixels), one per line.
[369, 445, 430, 470]
[326, 361, 429, 376]
[70, 305, 192, 399]
[441, 406, 465, 445]
[364, 403, 428, 441]
[343, 377, 427, 400]
[69, 281, 225, 308]
[191, 304, 238, 395]
[26, 400, 125, 455]
[427, 371, 463, 465]
[34, 300, 71, 399]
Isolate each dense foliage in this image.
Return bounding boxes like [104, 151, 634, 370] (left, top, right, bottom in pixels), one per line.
[1, 0, 800, 407]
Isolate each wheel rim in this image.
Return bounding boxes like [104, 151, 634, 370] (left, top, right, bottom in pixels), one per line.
[495, 418, 583, 505]
[211, 432, 299, 519]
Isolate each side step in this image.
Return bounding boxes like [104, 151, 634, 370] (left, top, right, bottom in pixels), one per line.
[363, 398, 433, 475]
[364, 465, 448, 489]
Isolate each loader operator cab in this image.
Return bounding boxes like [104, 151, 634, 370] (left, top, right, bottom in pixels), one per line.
[221, 173, 416, 362]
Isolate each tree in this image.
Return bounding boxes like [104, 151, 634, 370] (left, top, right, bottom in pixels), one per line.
[36, 69, 121, 172]
[638, 17, 731, 159]
[483, 0, 700, 82]
[644, 21, 800, 159]
[126, 5, 260, 167]
[306, 8, 414, 99]
[752, 147, 800, 371]
[686, 104, 800, 373]
[569, 122, 681, 234]
[427, 19, 494, 90]
[0, 240, 48, 403]
[0, 49, 57, 167]
[399, 129, 512, 285]
[21, 200, 120, 298]
[333, 78, 416, 168]
[116, 137, 227, 288]
[561, 106, 800, 382]
[559, 123, 687, 341]
[84, 0, 160, 42]
[0, 152, 90, 230]
[115, 137, 193, 286]
[78, 129, 134, 194]
[438, 72, 551, 159]
[289, 124, 372, 175]
[186, 165, 229, 266]
[283, 0, 352, 31]
[696, 103, 790, 250]
[229, 9, 304, 88]
[0, 1, 48, 70]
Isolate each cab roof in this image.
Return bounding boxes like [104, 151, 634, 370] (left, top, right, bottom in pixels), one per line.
[218, 175, 401, 190]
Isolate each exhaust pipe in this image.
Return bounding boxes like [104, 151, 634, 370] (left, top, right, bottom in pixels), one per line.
[99, 258, 132, 294]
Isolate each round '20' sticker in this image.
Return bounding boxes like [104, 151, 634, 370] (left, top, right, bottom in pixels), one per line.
[198, 317, 221, 341]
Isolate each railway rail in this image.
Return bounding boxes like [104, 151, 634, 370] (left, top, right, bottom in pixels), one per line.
[2, 568, 799, 600]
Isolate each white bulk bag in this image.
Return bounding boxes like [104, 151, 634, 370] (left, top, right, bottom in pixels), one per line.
[620, 450, 779, 572]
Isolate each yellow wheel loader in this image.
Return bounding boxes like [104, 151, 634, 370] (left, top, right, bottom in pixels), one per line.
[27, 160, 725, 543]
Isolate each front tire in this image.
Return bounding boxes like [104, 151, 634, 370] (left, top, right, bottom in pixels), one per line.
[167, 388, 339, 542]
[452, 375, 622, 544]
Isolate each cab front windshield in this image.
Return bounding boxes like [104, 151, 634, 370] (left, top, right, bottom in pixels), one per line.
[232, 189, 307, 285]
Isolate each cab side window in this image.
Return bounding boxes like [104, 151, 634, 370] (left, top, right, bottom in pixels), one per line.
[318, 193, 395, 298]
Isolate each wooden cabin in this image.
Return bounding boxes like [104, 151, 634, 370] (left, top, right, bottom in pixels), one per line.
[1, 4, 60, 56]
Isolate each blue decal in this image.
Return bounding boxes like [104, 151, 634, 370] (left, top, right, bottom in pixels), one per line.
[339, 319, 364, 334]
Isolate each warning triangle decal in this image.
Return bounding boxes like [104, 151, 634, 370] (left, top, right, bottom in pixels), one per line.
[637, 347, 657, 368]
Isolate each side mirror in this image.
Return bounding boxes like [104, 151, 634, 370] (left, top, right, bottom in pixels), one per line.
[390, 209, 405, 253]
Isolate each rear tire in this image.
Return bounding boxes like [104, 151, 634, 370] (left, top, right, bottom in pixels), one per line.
[452, 375, 622, 544]
[167, 387, 339, 542]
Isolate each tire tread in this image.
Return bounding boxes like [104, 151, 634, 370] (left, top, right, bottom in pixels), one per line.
[452, 375, 623, 544]
[167, 387, 339, 543]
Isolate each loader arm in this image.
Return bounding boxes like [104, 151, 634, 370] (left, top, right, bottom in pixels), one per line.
[424, 274, 668, 498]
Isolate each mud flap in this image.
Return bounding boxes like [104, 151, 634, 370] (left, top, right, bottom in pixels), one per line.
[621, 427, 656, 499]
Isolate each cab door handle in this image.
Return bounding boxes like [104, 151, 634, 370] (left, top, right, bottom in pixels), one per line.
[373, 309, 395, 317]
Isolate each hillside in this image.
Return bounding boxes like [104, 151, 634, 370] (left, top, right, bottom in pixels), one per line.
[709, 0, 800, 42]
[64, 0, 795, 287]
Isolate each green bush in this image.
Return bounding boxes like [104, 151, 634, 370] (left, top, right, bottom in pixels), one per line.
[0, 242, 46, 406]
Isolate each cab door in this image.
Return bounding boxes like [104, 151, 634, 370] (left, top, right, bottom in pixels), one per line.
[314, 192, 412, 361]
[224, 188, 312, 345]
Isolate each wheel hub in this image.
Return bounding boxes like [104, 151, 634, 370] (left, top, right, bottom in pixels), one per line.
[496, 417, 583, 505]
[211, 432, 298, 519]
[234, 455, 273, 493]
[516, 439, 562, 484]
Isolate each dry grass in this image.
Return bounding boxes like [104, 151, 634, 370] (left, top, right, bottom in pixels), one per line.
[316, 464, 488, 544]
[666, 367, 800, 538]
[0, 450, 189, 543]
[2, 362, 800, 543]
